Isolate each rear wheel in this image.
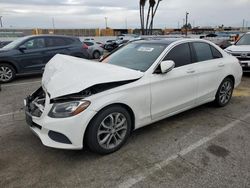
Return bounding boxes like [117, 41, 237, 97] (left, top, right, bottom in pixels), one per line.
[93, 51, 101, 59]
[86, 105, 131, 154]
[0, 63, 16, 83]
[214, 77, 234, 107]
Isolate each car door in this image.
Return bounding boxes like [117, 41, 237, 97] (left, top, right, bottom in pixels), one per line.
[17, 37, 47, 72]
[43, 37, 71, 64]
[150, 42, 198, 120]
[191, 42, 224, 104]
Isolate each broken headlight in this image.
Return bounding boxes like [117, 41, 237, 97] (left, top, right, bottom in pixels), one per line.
[48, 100, 91, 118]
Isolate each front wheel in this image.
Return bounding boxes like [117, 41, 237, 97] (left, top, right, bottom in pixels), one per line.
[86, 105, 131, 154]
[214, 77, 234, 107]
[0, 63, 16, 83]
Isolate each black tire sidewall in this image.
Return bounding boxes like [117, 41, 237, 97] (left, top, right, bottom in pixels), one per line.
[0, 63, 16, 83]
[93, 51, 100, 59]
[86, 105, 132, 154]
[215, 78, 234, 107]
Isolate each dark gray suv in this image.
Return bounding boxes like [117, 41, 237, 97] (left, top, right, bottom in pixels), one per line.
[0, 35, 90, 83]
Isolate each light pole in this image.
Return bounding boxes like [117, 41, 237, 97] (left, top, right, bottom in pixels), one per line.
[185, 12, 189, 36]
[52, 17, 55, 30]
[0, 16, 3, 28]
[125, 18, 128, 30]
[105, 17, 108, 29]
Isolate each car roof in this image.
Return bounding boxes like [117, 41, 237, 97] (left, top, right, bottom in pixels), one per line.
[25, 34, 79, 39]
[132, 37, 218, 46]
[133, 38, 183, 45]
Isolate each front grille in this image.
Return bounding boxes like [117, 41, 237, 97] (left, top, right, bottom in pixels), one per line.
[26, 87, 46, 117]
[238, 57, 250, 61]
[231, 53, 250, 61]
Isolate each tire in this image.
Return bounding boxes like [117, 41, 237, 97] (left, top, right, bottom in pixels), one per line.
[106, 45, 113, 52]
[0, 63, 16, 83]
[214, 77, 234, 107]
[93, 51, 101, 59]
[86, 105, 132, 154]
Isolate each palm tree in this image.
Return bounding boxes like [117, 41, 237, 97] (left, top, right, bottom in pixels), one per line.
[145, 0, 156, 35]
[139, 0, 147, 35]
[149, 0, 162, 34]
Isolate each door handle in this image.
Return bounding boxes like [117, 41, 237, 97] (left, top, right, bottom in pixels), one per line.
[218, 63, 225, 67]
[186, 70, 195, 74]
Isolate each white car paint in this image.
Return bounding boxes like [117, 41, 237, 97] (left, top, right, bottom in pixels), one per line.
[42, 54, 143, 99]
[25, 38, 242, 150]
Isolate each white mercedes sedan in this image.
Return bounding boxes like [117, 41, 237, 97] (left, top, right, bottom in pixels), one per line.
[25, 38, 242, 154]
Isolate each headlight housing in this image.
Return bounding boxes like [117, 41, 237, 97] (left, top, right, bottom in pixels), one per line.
[48, 100, 91, 118]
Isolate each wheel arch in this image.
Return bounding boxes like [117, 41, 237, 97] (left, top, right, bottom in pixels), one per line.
[83, 103, 135, 146]
[224, 75, 235, 87]
[92, 50, 101, 57]
[0, 61, 18, 73]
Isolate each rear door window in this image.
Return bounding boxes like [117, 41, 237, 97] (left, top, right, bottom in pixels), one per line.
[210, 45, 223, 59]
[193, 42, 214, 62]
[46, 37, 70, 47]
[164, 43, 192, 68]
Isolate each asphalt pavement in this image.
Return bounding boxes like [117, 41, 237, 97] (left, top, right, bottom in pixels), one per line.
[0, 73, 249, 188]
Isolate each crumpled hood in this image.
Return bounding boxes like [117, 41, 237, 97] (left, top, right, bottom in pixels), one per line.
[226, 45, 250, 52]
[42, 54, 144, 99]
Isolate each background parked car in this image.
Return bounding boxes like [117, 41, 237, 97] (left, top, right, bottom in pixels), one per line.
[0, 35, 89, 83]
[0, 41, 11, 48]
[103, 40, 119, 52]
[83, 41, 104, 59]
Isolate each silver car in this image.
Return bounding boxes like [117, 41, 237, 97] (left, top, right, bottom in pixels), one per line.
[83, 41, 104, 59]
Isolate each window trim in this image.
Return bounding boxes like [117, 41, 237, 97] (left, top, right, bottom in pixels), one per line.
[21, 37, 46, 50]
[210, 45, 223, 59]
[191, 42, 222, 63]
[162, 42, 193, 68]
[153, 42, 193, 74]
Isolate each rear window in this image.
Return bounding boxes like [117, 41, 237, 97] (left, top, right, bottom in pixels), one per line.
[193, 42, 214, 62]
[84, 42, 94, 46]
[210, 45, 223, 59]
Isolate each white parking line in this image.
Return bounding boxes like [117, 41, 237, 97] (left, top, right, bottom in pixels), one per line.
[1, 80, 41, 88]
[118, 113, 250, 188]
[0, 111, 23, 118]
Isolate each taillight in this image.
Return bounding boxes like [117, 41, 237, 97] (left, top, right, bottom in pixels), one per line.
[82, 43, 88, 49]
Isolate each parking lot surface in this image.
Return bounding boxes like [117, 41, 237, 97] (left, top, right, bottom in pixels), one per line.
[0, 74, 250, 188]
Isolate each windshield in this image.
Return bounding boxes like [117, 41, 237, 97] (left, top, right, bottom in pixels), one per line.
[2, 37, 28, 50]
[236, 34, 250, 45]
[103, 43, 167, 72]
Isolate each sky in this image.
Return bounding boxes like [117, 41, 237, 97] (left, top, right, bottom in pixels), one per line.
[0, 0, 249, 29]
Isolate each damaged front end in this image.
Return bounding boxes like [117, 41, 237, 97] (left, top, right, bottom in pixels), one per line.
[25, 79, 139, 121]
[50, 79, 139, 103]
[25, 87, 46, 118]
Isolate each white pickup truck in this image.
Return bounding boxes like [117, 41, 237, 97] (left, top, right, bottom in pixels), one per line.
[225, 32, 250, 72]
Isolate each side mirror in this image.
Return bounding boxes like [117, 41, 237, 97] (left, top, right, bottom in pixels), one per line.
[160, 60, 175, 74]
[19, 45, 27, 51]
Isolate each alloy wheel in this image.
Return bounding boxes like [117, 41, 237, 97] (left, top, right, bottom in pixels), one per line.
[97, 112, 128, 150]
[0, 66, 13, 82]
[219, 80, 233, 105]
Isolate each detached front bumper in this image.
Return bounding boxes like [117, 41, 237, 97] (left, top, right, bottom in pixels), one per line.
[24, 88, 97, 150]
